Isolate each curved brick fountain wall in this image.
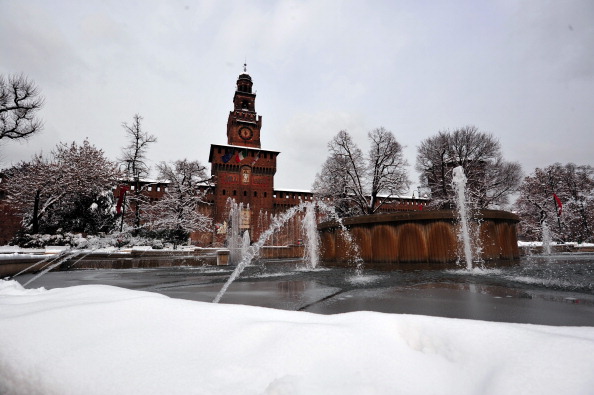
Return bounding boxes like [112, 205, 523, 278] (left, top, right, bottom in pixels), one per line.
[318, 209, 520, 265]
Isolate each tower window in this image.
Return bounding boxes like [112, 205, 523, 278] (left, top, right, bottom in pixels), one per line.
[233, 190, 237, 196]
[243, 191, 247, 196]
[254, 191, 258, 197]
[222, 190, 226, 196]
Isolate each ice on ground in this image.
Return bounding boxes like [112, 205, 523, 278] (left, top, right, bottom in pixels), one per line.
[1, 279, 594, 395]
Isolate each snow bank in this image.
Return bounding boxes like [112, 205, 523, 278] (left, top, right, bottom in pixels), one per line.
[1, 279, 594, 395]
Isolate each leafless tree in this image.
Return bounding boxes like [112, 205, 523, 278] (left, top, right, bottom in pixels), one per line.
[313, 128, 410, 216]
[119, 114, 157, 180]
[146, 159, 212, 247]
[0, 74, 44, 141]
[118, 114, 157, 232]
[313, 152, 358, 217]
[367, 127, 410, 211]
[416, 125, 521, 209]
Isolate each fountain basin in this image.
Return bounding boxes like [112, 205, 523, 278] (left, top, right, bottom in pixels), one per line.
[318, 209, 520, 265]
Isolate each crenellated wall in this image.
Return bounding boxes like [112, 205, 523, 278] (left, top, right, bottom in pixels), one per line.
[318, 210, 520, 265]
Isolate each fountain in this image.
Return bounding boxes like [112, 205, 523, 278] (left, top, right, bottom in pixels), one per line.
[241, 230, 251, 259]
[10, 197, 594, 328]
[8, 179, 521, 307]
[302, 202, 320, 269]
[213, 200, 364, 302]
[452, 166, 473, 269]
[541, 221, 552, 255]
[318, 167, 519, 266]
[214, 202, 309, 303]
[226, 199, 250, 265]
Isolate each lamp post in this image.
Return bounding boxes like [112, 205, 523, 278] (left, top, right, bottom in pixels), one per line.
[120, 189, 127, 232]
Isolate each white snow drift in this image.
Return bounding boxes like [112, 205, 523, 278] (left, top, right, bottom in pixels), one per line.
[1, 279, 593, 395]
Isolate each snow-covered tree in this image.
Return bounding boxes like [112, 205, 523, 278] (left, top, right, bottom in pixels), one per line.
[118, 114, 157, 233]
[515, 163, 594, 242]
[146, 159, 212, 248]
[0, 73, 44, 142]
[4, 140, 121, 236]
[313, 128, 410, 216]
[416, 126, 522, 209]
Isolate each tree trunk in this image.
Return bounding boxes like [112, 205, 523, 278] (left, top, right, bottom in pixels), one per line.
[31, 189, 40, 234]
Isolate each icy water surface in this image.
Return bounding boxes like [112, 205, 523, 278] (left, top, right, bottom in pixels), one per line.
[15, 253, 594, 326]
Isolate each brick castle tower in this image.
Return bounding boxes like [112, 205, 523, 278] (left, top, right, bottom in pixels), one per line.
[208, 66, 280, 241]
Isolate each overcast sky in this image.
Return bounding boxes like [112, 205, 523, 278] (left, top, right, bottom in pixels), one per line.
[1, 0, 593, 192]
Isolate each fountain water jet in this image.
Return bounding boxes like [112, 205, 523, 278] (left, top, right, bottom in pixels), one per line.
[302, 203, 320, 269]
[213, 200, 365, 303]
[315, 200, 365, 274]
[241, 230, 251, 259]
[23, 250, 92, 286]
[452, 166, 473, 270]
[225, 199, 251, 265]
[214, 202, 309, 303]
[541, 221, 552, 255]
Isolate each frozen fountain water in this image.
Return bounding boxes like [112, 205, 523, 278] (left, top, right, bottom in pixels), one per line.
[452, 166, 473, 270]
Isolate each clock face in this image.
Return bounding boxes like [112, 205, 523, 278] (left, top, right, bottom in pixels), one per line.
[239, 127, 253, 140]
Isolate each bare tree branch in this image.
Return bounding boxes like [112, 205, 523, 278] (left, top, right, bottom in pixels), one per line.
[313, 128, 410, 216]
[416, 125, 521, 209]
[0, 73, 44, 141]
[118, 114, 157, 232]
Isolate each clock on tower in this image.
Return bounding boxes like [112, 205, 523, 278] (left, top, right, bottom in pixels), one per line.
[239, 126, 253, 141]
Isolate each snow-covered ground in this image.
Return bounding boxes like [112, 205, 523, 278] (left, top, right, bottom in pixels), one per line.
[1, 279, 593, 395]
[517, 241, 594, 248]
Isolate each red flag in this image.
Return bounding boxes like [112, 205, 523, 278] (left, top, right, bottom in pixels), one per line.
[235, 149, 247, 163]
[116, 186, 129, 214]
[553, 193, 562, 216]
